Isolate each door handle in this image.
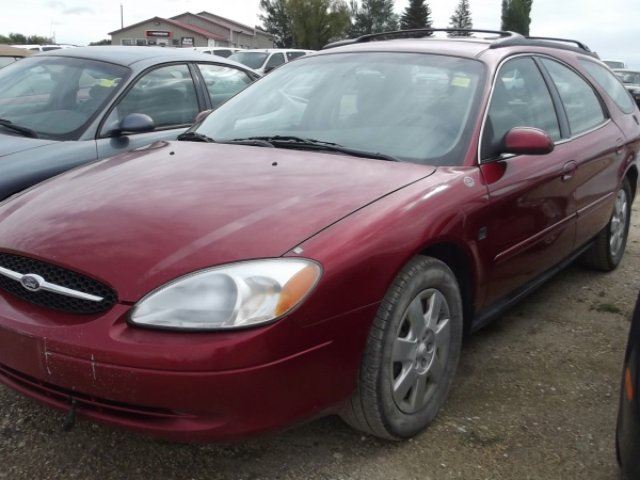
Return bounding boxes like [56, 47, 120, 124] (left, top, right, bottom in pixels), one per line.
[561, 161, 577, 182]
[615, 139, 624, 155]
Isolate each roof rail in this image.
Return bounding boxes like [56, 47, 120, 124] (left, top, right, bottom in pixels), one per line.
[489, 35, 598, 58]
[323, 28, 521, 49]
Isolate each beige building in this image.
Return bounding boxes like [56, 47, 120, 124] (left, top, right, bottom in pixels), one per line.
[109, 12, 274, 49]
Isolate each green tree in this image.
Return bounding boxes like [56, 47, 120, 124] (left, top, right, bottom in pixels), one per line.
[448, 0, 473, 36]
[288, 0, 351, 49]
[0, 33, 53, 45]
[400, 0, 432, 31]
[259, 0, 294, 48]
[501, 0, 532, 36]
[351, 0, 398, 37]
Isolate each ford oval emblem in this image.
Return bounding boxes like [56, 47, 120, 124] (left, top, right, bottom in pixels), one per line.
[20, 274, 43, 292]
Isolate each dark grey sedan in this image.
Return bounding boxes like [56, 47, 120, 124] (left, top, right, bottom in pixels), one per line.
[0, 46, 259, 199]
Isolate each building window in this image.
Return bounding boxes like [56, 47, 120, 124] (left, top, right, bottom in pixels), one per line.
[121, 38, 133, 46]
[135, 38, 147, 46]
[172, 39, 180, 46]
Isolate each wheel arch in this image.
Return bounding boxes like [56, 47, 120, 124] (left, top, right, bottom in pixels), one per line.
[418, 240, 478, 334]
[625, 164, 638, 200]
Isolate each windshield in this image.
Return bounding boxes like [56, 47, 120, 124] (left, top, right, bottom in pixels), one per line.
[617, 71, 640, 85]
[229, 52, 269, 70]
[0, 56, 129, 139]
[196, 52, 485, 165]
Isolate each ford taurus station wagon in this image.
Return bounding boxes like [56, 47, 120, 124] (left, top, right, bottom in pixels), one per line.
[0, 29, 637, 442]
[0, 46, 258, 199]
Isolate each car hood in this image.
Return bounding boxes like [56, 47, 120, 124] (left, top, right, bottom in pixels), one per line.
[0, 132, 57, 157]
[0, 141, 435, 302]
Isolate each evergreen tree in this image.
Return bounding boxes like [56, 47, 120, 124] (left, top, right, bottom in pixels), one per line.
[448, 0, 472, 36]
[400, 0, 432, 31]
[351, 0, 399, 36]
[259, 0, 294, 48]
[501, 0, 533, 36]
[288, 0, 351, 49]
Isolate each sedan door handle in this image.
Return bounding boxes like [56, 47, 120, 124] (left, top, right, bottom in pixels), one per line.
[561, 161, 577, 182]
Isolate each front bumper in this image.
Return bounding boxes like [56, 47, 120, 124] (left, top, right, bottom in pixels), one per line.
[0, 296, 376, 442]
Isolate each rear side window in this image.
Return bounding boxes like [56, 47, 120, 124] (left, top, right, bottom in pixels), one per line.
[197, 64, 253, 108]
[540, 58, 606, 136]
[212, 50, 232, 58]
[265, 53, 285, 69]
[482, 57, 560, 160]
[287, 51, 306, 61]
[579, 60, 636, 114]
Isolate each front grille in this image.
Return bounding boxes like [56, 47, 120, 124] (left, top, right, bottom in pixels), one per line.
[0, 252, 117, 314]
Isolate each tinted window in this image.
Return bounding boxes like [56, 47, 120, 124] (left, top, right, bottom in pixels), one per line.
[482, 57, 560, 160]
[617, 71, 640, 85]
[212, 49, 232, 58]
[265, 53, 285, 69]
[197, 64, 253, 108]
[541, 58, 606, 136]
[580, 60, 635, 114]
[102, 64, 198, 135]
[197, 52, 485, 166]
[287, 51, 306, 61]
[0, 56, 127, 139]
[228, 52, 268, 69]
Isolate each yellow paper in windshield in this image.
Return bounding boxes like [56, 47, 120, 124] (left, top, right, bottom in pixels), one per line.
[451, 76, 471, 88]
[98, 78, 117, 88]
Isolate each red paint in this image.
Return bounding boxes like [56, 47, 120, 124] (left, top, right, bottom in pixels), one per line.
[0, 41, 638, 442]
[503, 127, 554, 155]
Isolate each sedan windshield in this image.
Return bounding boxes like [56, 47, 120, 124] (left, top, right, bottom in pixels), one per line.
[229, 52, 269, 70]
[0, 56, 129, 139]
[197, 52, 485, 165]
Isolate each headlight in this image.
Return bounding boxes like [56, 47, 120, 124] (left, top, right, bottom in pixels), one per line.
[130, 259, 321, 331]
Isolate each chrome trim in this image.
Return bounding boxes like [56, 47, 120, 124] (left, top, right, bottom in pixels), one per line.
[0, 266, 104, 303]
[477, 52, 610, 165]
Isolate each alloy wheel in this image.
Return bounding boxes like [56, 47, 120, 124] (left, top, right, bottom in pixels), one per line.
[610, 189, 628, 258]
[391, 288, 451, 414]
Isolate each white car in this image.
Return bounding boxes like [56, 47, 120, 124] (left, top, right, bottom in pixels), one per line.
[229, 48, 315, 75]
[191, 47, 244, 58]
[12, 44, 76, 52]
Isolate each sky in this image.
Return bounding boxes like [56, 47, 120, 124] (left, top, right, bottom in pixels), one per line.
[1, 0, 639, 68]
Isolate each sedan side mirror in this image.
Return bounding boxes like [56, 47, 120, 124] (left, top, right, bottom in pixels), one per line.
[502, 127, 554, 156]
[110, 113, 155, 137]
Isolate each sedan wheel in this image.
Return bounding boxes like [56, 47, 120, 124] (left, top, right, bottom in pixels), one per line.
[340, 256, 463, 440]
[581, 178, 632, 271]
[392, 289, 451, 414]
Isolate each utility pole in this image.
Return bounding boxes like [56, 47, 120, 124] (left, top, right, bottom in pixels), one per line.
[120, 4, 124, 29]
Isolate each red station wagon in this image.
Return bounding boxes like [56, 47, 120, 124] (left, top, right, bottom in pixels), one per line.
[0, 29, 638, 442]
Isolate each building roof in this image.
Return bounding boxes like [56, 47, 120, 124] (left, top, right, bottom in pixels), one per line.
[108, 16, 226, 41]
[196, 11, 274, 38]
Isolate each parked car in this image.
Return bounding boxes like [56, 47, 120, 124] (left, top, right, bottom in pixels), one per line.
[605, 60, 627, 69]
[11, 44, 69, 52]
[614, 69, 640, 107]
[617, 293, 640, 479]
[0, 46, 258, 199]
[192, 47, 244, 58]
[0, 45, 31, 68]
[228, 48, 314, 74]
[0, 29, 637, 442]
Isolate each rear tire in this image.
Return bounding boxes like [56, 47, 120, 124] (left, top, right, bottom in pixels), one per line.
[581, 179, 632, 272]
[340, 256, 463, 440]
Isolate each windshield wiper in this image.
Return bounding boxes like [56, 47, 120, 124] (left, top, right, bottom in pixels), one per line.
[226, 136, 399, 162]
[177, 131, 216, 143]
[0, 118, 38, 138]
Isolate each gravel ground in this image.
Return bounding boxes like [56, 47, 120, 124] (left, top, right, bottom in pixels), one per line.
[1, 208, 639, 480]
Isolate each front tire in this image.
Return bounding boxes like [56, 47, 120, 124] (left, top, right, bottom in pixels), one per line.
[581, 179, 632, 272]
[340, 256, 463, 440]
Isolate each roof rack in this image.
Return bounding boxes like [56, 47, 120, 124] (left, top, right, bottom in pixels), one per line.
[323, 28, 520, 49]
[489, 35, 598, 57]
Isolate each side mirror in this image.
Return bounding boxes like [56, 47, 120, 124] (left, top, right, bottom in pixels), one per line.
[111, 113, 155, 136]
[502, 127, 554, 156]
[263, 65, 275, 74]
[194, 109, 213, 124]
